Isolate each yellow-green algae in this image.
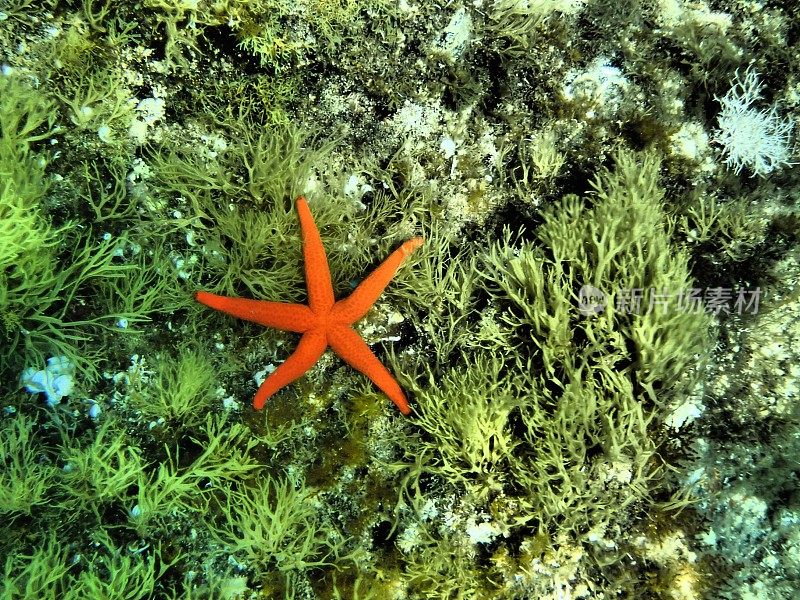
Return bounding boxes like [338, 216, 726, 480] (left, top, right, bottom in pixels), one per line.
[1, 0, 799, 598]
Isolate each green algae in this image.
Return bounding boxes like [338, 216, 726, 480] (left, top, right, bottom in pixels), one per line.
[383, 151, 712, 594]
[0, 415, 59, 517]
[1, 0, 799, 597]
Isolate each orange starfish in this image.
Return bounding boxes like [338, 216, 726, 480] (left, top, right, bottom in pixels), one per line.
[195, 196, 423, 415]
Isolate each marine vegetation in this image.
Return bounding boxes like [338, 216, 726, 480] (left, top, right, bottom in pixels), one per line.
[380, 150, 712, 596]
[1, 0, 798, 598]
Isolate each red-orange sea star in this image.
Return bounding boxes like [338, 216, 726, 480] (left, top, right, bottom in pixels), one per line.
[196, 196, 423, 415]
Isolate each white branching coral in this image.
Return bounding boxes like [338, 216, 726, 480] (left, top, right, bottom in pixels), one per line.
[714, 68, 795, 177]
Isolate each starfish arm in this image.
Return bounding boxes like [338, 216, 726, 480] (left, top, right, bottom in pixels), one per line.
[327, 324, 411, 415]
[253, 327, 328, 409]
[195, 291, 316, 332]
[296, 197, 335, 314]
[331, 237, 424, 325]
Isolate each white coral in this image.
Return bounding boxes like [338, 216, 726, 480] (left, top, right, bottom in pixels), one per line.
[714, 68, 795, 177]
